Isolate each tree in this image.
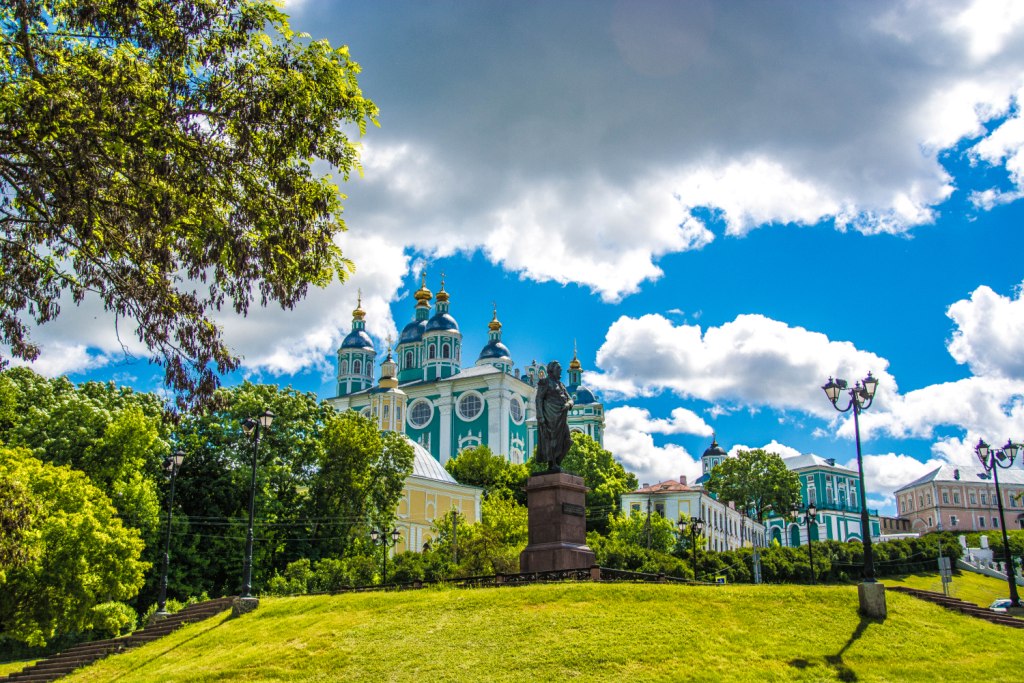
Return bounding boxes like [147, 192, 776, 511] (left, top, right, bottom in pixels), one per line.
[445, 445, 530, 504]
[531, 433, 639, 533]
[0, 1, 378, 407]
[704, 449, 801, 523]
[309, 411, 414, 557]
[0, 446, 147, 647]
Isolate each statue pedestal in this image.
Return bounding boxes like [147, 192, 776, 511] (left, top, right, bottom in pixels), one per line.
[519, 472, 596, 572]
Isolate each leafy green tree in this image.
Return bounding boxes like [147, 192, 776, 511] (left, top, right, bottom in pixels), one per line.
[0, 0, 378, 407]
[704, 449, 800, 523]
[170, 382, 336, 598]
[531, 433, 638, 533]
[308, 411, 415, 557]
[605, 511, 677, 554]
[446, 445, 530, 504]
[0, 446, 147, 647]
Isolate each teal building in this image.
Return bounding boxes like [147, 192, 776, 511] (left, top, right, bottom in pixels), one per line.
[764, 454, 881, 547]
[327, 277, 605, 465]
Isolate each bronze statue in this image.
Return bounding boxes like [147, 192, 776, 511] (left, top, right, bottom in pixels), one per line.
[536, 360, 574, 472]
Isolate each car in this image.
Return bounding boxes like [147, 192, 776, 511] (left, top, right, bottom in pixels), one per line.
[988, 598, 1014, 613]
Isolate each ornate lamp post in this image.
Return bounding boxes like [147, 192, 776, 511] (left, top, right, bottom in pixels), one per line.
[156, 449, 185, 615]
[241, 409, 274, 599]
[678, 517, 705, 581]
[822, 372, 878, 582]
[371, 527, 402, 586]
[975, 438, 1021, 607]
[791, 504, 819, 585]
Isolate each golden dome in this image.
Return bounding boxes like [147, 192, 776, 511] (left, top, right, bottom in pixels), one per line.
[569, 340, 581, 370]
[488, 304, 501, 331]
[413, 271, 432, 303]
[435, 274, 449, 303]
[352, 289, 365, 320]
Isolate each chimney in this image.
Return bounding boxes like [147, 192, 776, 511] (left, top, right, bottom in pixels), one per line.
[679, 475, 687, 486]
[826, 458, 836, 467]
[642, 483, 649, 489]
[954, 469, 960, 480]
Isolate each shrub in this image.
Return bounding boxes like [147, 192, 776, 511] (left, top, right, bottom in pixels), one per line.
[89, 602, 137, 639]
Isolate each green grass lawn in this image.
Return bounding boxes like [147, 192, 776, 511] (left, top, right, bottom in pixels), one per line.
[61, 583, 1023, 683]
[882, 570, 1018, 611]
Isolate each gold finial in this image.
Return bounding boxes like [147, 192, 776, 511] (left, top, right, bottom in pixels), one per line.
[435, 272, 450, 303]
[488, 302, 501, 331]
[414, 269, 433, 303]
[569, 339, 581, 371]
[352, 288, 365, 320]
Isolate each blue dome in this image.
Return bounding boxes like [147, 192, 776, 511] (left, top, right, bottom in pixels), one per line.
[572, 386, 597, 405]
[702, 440, 727, 458]
[477, 340, 511, 361]
[399, 319, 426, 344]
[425, 312, 460, 333]
[340, 329, 374, 351]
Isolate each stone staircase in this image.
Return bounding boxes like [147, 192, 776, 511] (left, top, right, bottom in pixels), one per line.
[3, 597, 235, 682]
[888, 586, 1024, 628]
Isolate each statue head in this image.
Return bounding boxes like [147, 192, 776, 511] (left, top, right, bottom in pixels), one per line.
[546, 360, 561, 381]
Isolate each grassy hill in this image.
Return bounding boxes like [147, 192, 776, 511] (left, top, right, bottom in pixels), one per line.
[51, 582, 1024, 682]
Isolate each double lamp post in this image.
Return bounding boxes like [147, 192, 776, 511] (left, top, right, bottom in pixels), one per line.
[791, 504, 818, 584]
[974, 438, 1021, 608]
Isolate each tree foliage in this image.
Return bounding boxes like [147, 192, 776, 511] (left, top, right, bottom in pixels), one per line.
[0, 446, 147, 647]
[446, 444, 529, 504]
[704, 449, 800, 523]
[0, 0, 378, 407]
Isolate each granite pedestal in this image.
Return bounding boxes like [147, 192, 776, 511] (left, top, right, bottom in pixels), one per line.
[519, 471, 596, 572]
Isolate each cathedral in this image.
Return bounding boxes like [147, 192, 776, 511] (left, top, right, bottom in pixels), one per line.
[326, 276, 605, 465]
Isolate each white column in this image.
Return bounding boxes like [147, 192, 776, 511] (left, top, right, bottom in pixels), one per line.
[438, 385, 454, 464]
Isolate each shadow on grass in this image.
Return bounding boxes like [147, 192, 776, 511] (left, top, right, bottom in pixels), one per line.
[104, 611, 234, 682]
[789, 616, 878, 683]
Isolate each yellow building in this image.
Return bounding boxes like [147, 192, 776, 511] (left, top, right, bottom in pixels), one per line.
[394, 438, 482, 553]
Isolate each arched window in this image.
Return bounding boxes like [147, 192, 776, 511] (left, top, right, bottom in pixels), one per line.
[340, 359, 348, 374]
[789, 525, 801, 548]
[428, 345, 436, 359]
[354, 359, 361, 375]
[405, 351, 413, 368]
[442, 343, 450, 359]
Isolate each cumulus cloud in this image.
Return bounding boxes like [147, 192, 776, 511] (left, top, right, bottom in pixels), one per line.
[587, 313, 893, 416]
[605, 406, 707, 484]
[947, 281, 1024, 379]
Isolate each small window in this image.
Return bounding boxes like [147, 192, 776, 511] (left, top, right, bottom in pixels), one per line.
[953, 492, 960, 505]
[429, 345, 436, 359]
[655, 503, 665, 517]
[979, 516, 986, 527]
[510, 396, 524, 424]
[442, 343, 450, 359]
[970, 493, 977, 505]
[354, 359, 361, 375]
[457, 392, 483, 421]
[405, 351, 413, 368]
[950, 515, 958, 527]
[408, 399, 433, 429]
[942, 492, 949, 505]
[341, 359, 348, 374]
[981, 493, 988, 505]
[993, 517, 999, 528]
[631, 503, 640, 513]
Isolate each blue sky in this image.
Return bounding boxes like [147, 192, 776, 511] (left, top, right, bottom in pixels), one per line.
[15, 0, 1024, 516]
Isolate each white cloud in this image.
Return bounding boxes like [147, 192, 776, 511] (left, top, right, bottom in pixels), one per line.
[9, 342, 111, 377]
[605, 406, 706, 485]
[587, 313, 893, 417]
[947, 281, 1024, 378]
[727, 440, 803, 460]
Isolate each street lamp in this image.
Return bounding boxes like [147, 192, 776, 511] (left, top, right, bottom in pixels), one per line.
[823, 373, 879, 582]
[791, 504, 819, 585]
[678, 517, 705, 581]
[975, 438, 1021, 607]
[371, 527, 402, 586]
[156, 449, 185, 615]
[241, 409, 274, 599]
